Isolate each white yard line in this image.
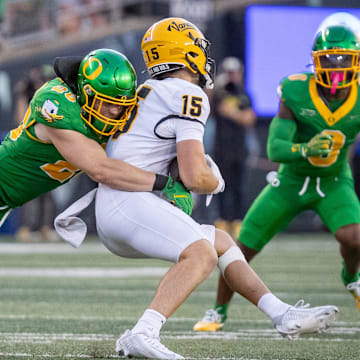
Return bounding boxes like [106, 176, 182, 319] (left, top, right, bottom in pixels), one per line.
[0, 242, 106, 254]
[0, 314, 358, 327]
[0, 355, 256, 360]
[0, 267, 168, 278]
[0, 329, 359, 345]
[0, 287, 349, 301]
[0, 354, 252, 360]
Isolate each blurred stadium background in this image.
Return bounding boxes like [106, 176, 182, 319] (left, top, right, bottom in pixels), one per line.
[0, 1, 359, 359]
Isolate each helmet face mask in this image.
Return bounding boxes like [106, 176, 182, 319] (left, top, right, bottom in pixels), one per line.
[77, 49, 137, 136]
[141, 17, 215, 89]
[312, 25, 360, 91]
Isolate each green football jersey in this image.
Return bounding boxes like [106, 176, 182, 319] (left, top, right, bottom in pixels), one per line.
[0, 77, 105, 208]
[278, 72, 360, 178]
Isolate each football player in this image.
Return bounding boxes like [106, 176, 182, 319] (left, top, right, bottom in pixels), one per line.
[0, 48, 193, 230]
[194, 23, 360, 333]
[93, 18, 338, 359]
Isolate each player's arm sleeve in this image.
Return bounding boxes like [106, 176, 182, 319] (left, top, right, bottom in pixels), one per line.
[267, 77, 308, 163]
[175, 86, 209, 141]
[155, 84, 210, 142]
[31, 92, 79, 130]
[267, 116, 306, 163]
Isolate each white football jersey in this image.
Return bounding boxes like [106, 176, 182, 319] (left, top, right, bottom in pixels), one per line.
[106, 77, 210, 175]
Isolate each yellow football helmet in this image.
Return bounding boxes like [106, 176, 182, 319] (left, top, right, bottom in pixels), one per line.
[141, 17, 215, 89]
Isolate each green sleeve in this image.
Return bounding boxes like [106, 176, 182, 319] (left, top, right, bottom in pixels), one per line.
[266, 116, 306, 163]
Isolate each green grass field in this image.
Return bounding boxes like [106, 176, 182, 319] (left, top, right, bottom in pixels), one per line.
[0, 233, 358, 360]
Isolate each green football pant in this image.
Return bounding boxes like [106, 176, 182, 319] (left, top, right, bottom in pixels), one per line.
[238, 172, 360, 251]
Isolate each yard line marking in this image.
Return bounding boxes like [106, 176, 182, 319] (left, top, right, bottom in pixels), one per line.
[0, 286, 349, 301]
[1, 329, 359, 345]
[0, 267, 168, 278]
[0, 287, 350, 301]
[0, 242, 108, 254]
[0, 354, 254, 360]
[0, 354, 119, 359]
[0, 314, 358, 327]
[0, 355, 250, 360]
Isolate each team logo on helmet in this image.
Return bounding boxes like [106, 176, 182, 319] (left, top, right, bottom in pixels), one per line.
[167, 20, 197, 32]
[83, 58, 103, 80]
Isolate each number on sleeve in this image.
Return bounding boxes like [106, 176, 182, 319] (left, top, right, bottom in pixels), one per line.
[181, 95, 203, 117]
[52, 85, 76, 103]
[9, 105, 31, 141]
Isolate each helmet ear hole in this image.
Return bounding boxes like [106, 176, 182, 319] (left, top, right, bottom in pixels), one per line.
[188, 52, 198, 58]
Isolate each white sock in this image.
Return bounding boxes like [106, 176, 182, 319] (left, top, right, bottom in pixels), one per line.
[257, 293, 290, 321]
[132, 309, 167, 337]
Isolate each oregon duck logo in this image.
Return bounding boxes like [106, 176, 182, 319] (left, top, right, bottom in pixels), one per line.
[83, 58, 103, 80]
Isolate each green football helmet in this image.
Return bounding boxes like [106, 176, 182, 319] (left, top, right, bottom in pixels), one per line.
[312, 25, 360, 91]
[77, 49, 137, 136]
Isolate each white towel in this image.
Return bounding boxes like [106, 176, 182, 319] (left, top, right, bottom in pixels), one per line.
[54, 188, 97, 248]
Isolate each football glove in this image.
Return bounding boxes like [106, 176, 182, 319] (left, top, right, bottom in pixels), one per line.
[205, 154, 225, 194]
[301, 133, 333, 158]
[205, 154, 225, 207]
[161, 176, 194, 215]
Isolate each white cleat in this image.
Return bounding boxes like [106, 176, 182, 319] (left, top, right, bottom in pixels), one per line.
[115, 329, 184, 359]
[346, 279, 360, 311]
[273, 300, 339, 339]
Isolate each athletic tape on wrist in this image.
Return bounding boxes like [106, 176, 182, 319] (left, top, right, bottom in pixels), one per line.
[218, 245, 246, 275]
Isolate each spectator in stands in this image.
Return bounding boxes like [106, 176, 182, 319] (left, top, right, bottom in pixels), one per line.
[212, 57, 257, 239]
[57, 0, 82, 36]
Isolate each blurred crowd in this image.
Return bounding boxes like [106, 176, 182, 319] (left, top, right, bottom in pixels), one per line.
[0, 0, 152, 49]
[0, 0, 215, 50]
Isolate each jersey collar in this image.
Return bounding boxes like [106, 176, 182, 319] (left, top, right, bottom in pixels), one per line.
[309, 76, 358, 126]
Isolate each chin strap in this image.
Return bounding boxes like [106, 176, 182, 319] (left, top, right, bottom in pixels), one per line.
[185, 53, 214, 89]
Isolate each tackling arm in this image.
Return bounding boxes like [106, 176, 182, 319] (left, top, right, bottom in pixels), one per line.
[44, 125, 156, 191]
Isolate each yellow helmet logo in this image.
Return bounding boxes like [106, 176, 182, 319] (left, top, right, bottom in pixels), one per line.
[83, 58, 103, 80]
[167, 20, 197, 32]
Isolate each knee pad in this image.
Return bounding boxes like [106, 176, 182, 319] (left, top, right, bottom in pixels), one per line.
[217, 245, 246, 275]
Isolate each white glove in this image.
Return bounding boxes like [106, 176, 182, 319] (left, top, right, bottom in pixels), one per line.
[205, 154, 225, 194]
[205, 154, 225, 207]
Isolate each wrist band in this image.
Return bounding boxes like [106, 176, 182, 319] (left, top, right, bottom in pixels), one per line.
[152, 174, 169, 191]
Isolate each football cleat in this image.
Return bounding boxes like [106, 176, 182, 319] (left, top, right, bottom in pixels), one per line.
[116, 329, 184, 359]
[346, 279, 360, 311]
[273, 300, 338, 339]
[193, 308, 225, 332]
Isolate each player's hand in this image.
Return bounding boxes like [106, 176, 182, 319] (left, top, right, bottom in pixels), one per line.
[161, 176, 194, 215]
[303, 134, 333, 157]
[205, 154, 225, 194]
